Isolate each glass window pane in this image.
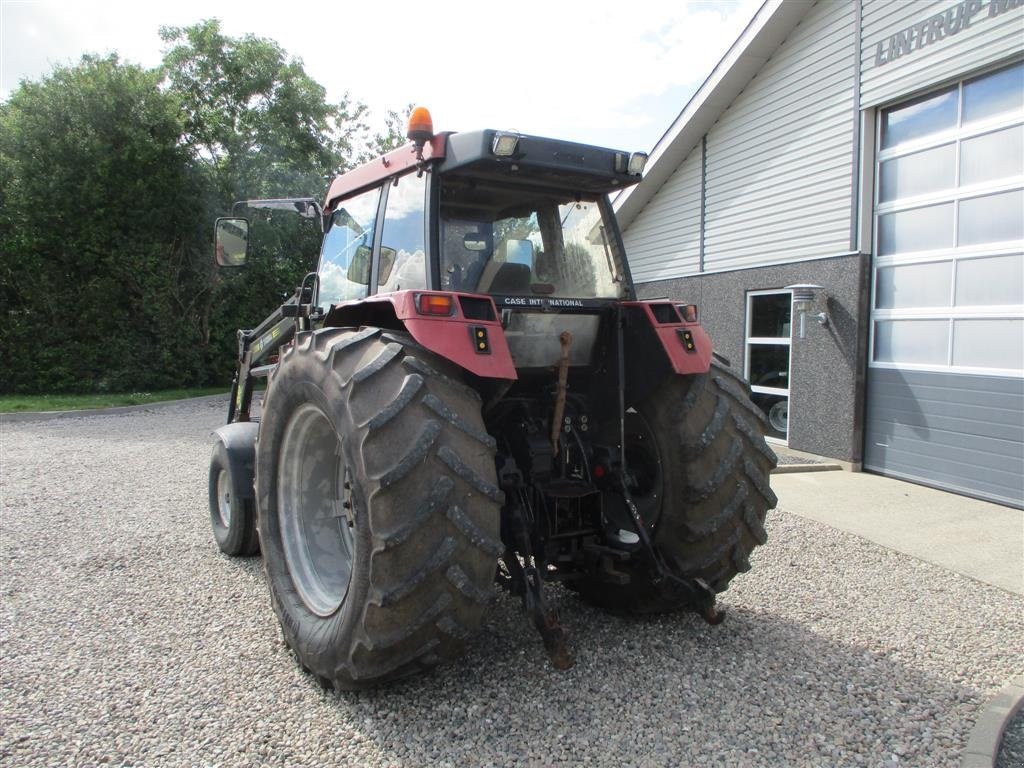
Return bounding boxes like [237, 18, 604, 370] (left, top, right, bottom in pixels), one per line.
[963, 62, 1024, 125]
[318, 187, 381, 306]
[749, 293, 792, 337]
[881, 87, 957, 149]
[952, 319, 1024, 369]
[879, 143, 955, 202]
[958, 190, 1024, 246]
[878, 203, 954, 255]
[875, 261, 952, 309]
[378, 172, 426, 292]
[748, 345, 790, 389]
[955, 254, 1024, 306]
[873, 320, 949, 364]
[960, 125, 1024, 187]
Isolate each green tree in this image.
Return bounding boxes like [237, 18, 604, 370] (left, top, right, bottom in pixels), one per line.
[158, 20, 378, 378]
[358, 103, 415, 163]
[0, 55, 206, 393]
[159, 19, 369, 202]
[0, 21, 415, 395]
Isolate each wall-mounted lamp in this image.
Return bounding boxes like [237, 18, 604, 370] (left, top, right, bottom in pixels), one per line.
[785, 283, 829, 338]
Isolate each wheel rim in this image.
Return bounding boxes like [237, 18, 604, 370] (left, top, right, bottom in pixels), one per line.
[600, 410, 664, 535]
[624, 411, 664, 527]
[216, 469, 232, 527]
[278, 403, 355, 617]
[769, 400, 789, 433]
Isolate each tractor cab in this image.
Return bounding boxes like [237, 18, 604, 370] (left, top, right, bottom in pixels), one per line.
[310, 112, 648, 372]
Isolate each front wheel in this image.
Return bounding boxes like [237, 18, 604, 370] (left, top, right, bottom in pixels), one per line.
[255, 328, 503, 689]
[208, 440, 259, 556]
[579, 361, 778, 614]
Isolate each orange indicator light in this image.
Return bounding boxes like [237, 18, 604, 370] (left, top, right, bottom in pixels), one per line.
[416, 293, 454, 316]
[407, 106, 434, 145]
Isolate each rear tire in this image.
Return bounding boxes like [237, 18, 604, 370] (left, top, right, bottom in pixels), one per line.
[255, 327, 503, 689]
[580, 361, 777, 614]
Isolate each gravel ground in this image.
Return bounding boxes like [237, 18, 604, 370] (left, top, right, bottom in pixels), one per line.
[2, 398, 1022, 767]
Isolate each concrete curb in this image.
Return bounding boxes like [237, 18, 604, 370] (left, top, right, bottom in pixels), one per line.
[962, 676, 1024, 768]
[0, 393, 230, 424]
[772, 463, 843, 474]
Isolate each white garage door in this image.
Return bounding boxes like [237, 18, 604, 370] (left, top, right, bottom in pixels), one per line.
[865, 61, 1024, 508]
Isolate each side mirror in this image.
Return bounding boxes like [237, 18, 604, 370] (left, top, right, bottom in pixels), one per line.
[504, 239, 534, 266]
[378, 246, 398, 284]
[347, 245, 399, 285]
[214, 217, 250, 267]
[347, 244, 371, 284]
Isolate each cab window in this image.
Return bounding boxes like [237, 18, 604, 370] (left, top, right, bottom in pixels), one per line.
[378, 172, 427, 293]
[438, 176, 623, 299]
[318, 186, 381, 306]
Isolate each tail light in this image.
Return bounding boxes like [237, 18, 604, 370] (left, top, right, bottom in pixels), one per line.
[415, 293, 455, 316]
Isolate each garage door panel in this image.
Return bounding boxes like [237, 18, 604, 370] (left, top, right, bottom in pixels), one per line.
[865, 368, 1024, 507]
[866, 408, 1024, 448]
[866, 420, 1024, 475]
[866, 464, 1023, 510]
[865, 448, 1022, 505]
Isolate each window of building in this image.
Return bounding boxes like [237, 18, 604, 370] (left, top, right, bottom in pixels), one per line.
[318, 186, 382, 307]
[378, 172, 427, 293]
[745, 290, 792, 442]
[872, 61, 1024, 376]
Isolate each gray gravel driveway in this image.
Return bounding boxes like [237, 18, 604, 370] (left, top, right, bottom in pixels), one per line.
[1, 399, 1021, 767]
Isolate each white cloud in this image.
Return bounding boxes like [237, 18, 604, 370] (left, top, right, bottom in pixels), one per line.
[0, 0, 761, 151]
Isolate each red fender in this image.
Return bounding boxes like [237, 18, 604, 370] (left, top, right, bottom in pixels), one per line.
[327, 291, 517, 380]
[620, 301, 713, 376]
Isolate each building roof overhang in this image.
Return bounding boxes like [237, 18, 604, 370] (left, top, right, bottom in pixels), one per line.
[613, 0, 811, 230]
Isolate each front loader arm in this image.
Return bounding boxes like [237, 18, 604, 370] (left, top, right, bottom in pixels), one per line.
[227, 277, 319, 423]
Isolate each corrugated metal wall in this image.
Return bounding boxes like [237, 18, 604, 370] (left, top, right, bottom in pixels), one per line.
[624, 148, 702, 283]
[861, 0, 1024, 108]
[704, 0, 857, 272]
[622, 0, 859, 279]
[865, 368, 1024, 508]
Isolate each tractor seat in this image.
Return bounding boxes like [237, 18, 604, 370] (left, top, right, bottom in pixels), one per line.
[481, 262, 531, 294]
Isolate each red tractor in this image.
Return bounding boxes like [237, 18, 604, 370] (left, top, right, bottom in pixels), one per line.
[208, 108, 776, 689]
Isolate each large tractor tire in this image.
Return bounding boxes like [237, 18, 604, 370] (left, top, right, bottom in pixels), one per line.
[580, 361, 778, 614]
[255, 327, 503, 689]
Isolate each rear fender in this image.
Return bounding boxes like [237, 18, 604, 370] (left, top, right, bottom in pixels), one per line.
[621, 300, 713, 377]
[324, 291, 517, 380]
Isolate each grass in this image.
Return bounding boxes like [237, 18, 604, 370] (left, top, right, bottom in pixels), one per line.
[0, 387, 229, 413]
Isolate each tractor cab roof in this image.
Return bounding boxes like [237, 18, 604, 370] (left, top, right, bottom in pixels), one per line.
[438, 130, 644, 195]
[324, 125, 645, 213]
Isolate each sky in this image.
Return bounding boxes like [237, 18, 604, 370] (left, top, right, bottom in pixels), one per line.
[0, 0, 762, 153]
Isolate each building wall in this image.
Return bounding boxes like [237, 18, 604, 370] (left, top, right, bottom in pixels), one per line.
[861, 0, 1024, 108]
[626, 147, 702, 282]
[704, 0, 857, 271]
[623, 0, 859, 281]
[636, 253, 870, 462]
